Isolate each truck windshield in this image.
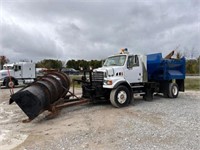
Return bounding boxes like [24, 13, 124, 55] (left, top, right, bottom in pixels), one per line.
[3, 66, 14, 70]
[103, 55, 126, 66]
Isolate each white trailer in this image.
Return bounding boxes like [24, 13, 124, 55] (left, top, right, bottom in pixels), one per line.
[0, 62, 36, 88]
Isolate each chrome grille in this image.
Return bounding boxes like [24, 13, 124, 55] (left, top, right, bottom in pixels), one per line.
[92, 72, 104, 82]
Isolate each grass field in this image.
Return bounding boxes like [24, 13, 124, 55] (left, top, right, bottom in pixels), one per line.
[69, 75, 200, 91]
[69, 75, 82, 88]
[185, 78, 200, 90]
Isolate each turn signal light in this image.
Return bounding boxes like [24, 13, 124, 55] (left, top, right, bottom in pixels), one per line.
[106, 80, 113, 85]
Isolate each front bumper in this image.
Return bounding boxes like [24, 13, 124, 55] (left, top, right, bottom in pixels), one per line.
[82, 82, 110, 101]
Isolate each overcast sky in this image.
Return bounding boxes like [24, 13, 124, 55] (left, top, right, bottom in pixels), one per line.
[0, 0, 200, 63]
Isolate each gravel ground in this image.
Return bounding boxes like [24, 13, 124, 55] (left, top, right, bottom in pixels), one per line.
[0, 87, 200, 150]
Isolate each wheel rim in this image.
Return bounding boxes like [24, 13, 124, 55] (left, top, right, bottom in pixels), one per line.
[117, 90, 127, 104]
[172, 85, 178, 96]
[8, 81, 14, 87]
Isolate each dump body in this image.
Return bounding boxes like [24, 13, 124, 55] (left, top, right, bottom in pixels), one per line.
[147, 53, 186, 81]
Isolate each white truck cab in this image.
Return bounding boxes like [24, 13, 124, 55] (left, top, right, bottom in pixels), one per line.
[0, 62, 36, 88]
[94, 48, 147, 89]
[81, 48, 150, 107]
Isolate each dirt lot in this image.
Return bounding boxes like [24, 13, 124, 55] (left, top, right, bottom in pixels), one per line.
[0, 87, 200, 150]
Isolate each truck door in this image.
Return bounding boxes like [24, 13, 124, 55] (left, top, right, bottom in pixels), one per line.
[14, 65, 22, 78]
[124, 55, 143, 83]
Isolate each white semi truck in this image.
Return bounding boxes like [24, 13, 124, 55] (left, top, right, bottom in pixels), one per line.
[0, 62, 36, 88]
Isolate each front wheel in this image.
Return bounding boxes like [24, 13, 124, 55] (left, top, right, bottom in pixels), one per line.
[5, 77, 16, 88]
[110, 86, 131, 108]
[6, 80, 15, 88]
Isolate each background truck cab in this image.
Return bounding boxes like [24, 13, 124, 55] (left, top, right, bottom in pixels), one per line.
[0, 62, 36, 88]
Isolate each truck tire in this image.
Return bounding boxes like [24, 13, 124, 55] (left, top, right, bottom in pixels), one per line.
[110, 86, 131, 108]
[5, 78, 16, 88]
[168, 83, 179, 98]
[7, 80, 15, 88]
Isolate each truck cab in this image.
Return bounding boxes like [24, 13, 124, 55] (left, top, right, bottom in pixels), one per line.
[94, 49, 147, 89]
[0, 62, 36, 88]
[82, 49, 147, 106]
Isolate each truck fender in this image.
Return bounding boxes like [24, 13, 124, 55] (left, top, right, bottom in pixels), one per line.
[113, 81, 131, 89]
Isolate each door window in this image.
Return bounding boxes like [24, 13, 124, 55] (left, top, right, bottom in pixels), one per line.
[14, 65, 21, 71]
[127, 55, 139, 69]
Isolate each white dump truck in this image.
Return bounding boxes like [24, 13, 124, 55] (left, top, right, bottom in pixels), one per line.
[0, 62, 36, 88]
[81, 48, 186, 107]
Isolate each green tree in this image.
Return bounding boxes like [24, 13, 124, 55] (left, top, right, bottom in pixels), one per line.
[66, 59, 102, 70]
[66, 59, 78, 70]
[36, 59, 62, 70]
[186, 57, 200, 75]
[90, 60, 102, 69]
[0, 55, 9, 69]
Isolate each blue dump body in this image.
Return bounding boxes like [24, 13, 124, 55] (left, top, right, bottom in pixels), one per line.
[147, 53, 186, 81]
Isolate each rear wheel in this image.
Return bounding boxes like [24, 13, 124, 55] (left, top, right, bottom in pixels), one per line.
[168, 83, 179, 98]
[110, 86, 131, 108]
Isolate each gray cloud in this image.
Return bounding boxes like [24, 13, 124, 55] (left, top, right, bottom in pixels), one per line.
[0, 22, 62, 61]
[0, 0, 199, 63]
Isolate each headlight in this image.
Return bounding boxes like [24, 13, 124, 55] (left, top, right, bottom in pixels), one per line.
[105, 80, 112, 85]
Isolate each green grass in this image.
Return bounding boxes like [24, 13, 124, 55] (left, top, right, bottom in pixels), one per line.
[185, 78, 200, 90]
[69, 75, 82, 88]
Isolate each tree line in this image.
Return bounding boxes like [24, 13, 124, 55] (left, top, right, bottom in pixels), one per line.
[0, 55, 199, 75]
[186, 56, 200, 75]
[36, 59, 63, 69]
[36, 59, 102, 70]
[66, 59, 102, 70]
